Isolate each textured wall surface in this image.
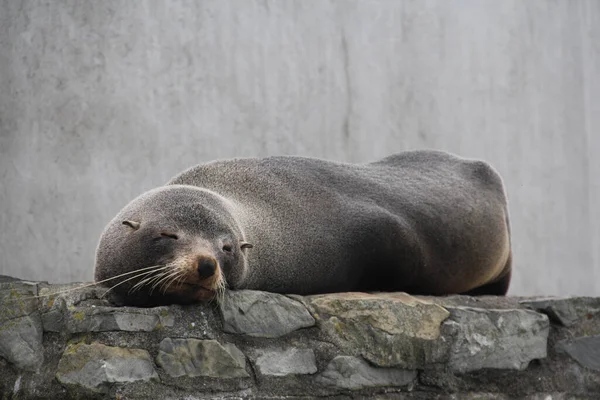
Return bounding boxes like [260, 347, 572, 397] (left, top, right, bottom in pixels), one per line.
[0, 0, 598, 295]
[2, 276, 600, 398]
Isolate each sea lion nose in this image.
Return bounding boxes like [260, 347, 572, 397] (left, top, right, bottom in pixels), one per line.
[197, 257, 217, 279]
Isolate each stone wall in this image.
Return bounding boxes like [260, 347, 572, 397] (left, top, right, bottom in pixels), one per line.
[1, 275, 600, 399]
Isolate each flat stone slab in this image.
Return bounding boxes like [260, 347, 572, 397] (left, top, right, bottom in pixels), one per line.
[56, 342, 158, 393]
[317, 356, 417, 390]
[446, 306, 549, 373]
[42, 304, 174, 333]
[156, 338, 249, 378]
[37, 282, 166, 333]
[220, 290, 315, 338]
[309, 292, 450, 368]
[254, 348, 317, 376]
[557, 335, 600, 371]
[521, 297, 600, 326]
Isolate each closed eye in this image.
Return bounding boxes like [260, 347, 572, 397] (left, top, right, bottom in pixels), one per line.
[159, 232, 179, 240]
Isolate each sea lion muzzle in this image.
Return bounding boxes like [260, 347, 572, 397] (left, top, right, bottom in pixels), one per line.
[197, 256, 218, 279]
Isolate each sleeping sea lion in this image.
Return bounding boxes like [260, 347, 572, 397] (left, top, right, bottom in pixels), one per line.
[94, 150, 512, 306]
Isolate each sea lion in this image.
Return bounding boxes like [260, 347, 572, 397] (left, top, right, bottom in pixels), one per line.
[94, 150, 512, 306]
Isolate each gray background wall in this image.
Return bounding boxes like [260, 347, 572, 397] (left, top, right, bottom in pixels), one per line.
[1, 0, 598, 296]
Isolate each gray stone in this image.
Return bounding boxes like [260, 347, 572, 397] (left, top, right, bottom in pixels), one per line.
[520, 297, 600, 326]
[309, 292, 451, 368]
[40, 299, 67, 332]
[156, 338, 249, 378]
[446, 307, 549, 373]
[0, 315, 44, 372]
[56, 342, 158, 393]
[0, 276, 22, 283]
[220, 290, 315, 338]
[37, 282, 109, 310]
[4, 277, 600, 398]
[557, 335, 600, 371]
[43, 305, 174, 333]
[0, 280, 39, 320]
[317, 356, 417, 390]
[254, 348, 317, 376]
[523, 395, 582, 400]
[0, 280, 44, 372]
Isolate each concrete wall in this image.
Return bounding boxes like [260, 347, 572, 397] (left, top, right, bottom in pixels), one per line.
[0, 0, 598, 296]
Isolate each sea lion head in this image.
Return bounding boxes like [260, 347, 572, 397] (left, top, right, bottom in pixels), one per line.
[94, 185, 252, 306]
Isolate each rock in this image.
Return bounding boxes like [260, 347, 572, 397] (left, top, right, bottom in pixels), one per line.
[0, 315, 44, 372]
[557, 335, 600, 371]
[40, 299, 67, 332]
[43, 305, 174, 333]
[0, 280, 44, 372]
[56, 342, 158, 393]
[220, 290, 315, 338]
[0, 280, 39, 320]
[254, 348, 317, 376]
[520, 297, 600, 326]
[0, 275, 23, 283]
[309, 292, 450, 368]
[2, 275, 600, 398]
[37, 282, 109, 311]
[523, 395, 581, 400]
[317, 356, 417, 390]
[446, 306, 549, 373]
[156, 338, 249, 378]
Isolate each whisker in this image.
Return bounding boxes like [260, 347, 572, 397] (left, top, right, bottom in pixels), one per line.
[170, 269, 186, 286]
[210, 271, 227, 305]
[161, 270, 186, 294]
[142, 268, 174, 291]
[16, 264, 169, 299]
[143, 272, 170, 296]
[157, 269, 184, 294]
[149, 269, 181, 295]
[150, 271, 174, 291]
[129, 267, 171, 293]
[100, 270, 161, 298]
[218, 272, 227, 302]
[100, 266, 170, 298]
[94, 264, 169, 287]
[175, 271, 187, 287]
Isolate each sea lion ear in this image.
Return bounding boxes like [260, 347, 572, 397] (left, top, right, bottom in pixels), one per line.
[122, 220, 141, 230]
[240, 241, 253, 250]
